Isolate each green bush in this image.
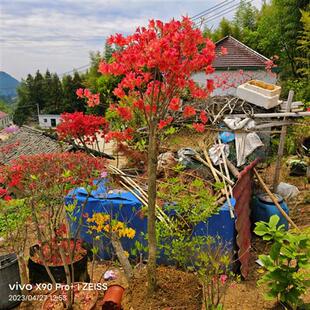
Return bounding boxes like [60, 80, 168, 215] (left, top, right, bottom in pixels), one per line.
[254, 215, 310, 309]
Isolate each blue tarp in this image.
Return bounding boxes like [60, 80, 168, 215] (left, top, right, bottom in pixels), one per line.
[66, 180, 236, 262]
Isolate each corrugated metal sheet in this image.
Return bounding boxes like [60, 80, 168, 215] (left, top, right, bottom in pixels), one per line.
[233, 159, 259, 279]
[214, 36, 268, 69]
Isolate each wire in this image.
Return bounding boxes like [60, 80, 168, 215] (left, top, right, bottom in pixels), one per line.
[191, 0, 236, 21]
[196, 0, 254, 28]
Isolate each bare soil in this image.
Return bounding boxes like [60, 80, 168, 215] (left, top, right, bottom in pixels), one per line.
[122, 265, 202, 310]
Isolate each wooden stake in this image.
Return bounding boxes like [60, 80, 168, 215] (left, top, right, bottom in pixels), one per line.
[253, 168, 299, 231]
[272, 90, 294, 191]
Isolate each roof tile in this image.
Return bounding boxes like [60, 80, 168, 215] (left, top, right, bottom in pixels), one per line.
[213, 36, 268, 69]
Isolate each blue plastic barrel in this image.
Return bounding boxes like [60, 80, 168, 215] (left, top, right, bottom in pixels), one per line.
[251, 193, 289, 230]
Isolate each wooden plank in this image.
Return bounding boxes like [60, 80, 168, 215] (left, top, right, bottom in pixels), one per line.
[272, 90, 294, 191]
[223, 111, 310, 118]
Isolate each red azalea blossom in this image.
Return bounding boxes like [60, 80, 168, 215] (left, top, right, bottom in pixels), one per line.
[158, 116, 173, 129]
[0, 153, 107, 195]
[57, 112, 109, 143]
[220, 46, 228, 55]
[168, 98, 180, 111]
[205, 65, 215, 74]
[76, 88, 84, 98]
[116, 106, 133, 121]
[200, 111, 208, 124]
[265, 59, 277, 71]
[78, 17, 215, 143]
[207, 79, 214, 93]
[133, 99, 144, 110]
[220, 274, 228, 285]
[192, 123, 205, 132]
[183, 106, 196, 118]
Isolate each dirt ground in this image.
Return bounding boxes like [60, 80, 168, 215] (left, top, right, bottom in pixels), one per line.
[122, 265, 202, 310]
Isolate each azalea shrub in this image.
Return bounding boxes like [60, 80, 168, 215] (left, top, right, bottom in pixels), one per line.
[56, 112, 109, 153]
[75, 16, 219, 290]
[0, 152, 107, 308]
[0, 152, 107, 262]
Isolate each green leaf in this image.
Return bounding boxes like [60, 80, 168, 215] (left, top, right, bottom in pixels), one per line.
[270, 242, 281, 260]
[269, 215, 280, 228]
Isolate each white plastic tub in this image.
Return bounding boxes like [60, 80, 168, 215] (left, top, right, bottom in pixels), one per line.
[237, 80, 281, 109]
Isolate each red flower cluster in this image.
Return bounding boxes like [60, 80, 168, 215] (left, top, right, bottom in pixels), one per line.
[95, 17, 215, 132]
[0, 187, 11, 201]
[265, 59, 277, 71]
[76, 88, 100, 107]
[183, 106, 196, 118]
[105, 128, 134, 143]
[56, 112, 109, 143]
[0, 152, 107, 195]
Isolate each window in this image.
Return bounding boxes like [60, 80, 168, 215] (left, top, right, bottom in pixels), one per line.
[50, 118, 56, 127]
[44, 118, 47, 123]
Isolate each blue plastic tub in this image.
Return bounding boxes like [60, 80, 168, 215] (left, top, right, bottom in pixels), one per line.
[66, 182, 236, 262]
[251, 193, 289, 230]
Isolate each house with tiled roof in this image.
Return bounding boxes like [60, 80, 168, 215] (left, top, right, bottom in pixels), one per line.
[193, 36, 277, 96]
[0, 111, 10, 129]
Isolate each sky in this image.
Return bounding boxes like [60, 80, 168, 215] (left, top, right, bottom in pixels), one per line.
[0, 0, 262, 81]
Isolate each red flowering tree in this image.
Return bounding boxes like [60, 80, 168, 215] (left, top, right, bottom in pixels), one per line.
[77, 17, 216, 292]
[56, 112, 109, 153]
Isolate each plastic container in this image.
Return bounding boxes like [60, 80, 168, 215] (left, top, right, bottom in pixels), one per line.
[0, 253, 22, 310]
[28, 244, 89, 284]
[251, 193, 289, 230]
[102, 285, 124, 310]
[245, 80, 281, 97]
[237, 80, 281, 109]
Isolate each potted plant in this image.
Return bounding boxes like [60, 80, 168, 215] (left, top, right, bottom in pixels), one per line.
[1, 152, 107, 309]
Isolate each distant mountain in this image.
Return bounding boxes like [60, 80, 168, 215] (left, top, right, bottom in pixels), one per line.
[0, 71, 20, 102]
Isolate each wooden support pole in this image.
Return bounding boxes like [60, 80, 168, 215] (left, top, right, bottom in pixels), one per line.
[272, 90, 294, 191]
[253, 168, 299, 231]
[223, 111, 310, 118]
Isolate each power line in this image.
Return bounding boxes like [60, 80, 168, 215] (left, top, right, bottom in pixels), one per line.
[191, 0, 237, 22]
[195, 0, 254, 28]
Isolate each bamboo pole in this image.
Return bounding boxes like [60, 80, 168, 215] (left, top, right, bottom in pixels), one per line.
[218, 138, 234, 197]
[218, 156, 234, 219]
[109, 165, 170, 224]
[253, 168, 300, 231]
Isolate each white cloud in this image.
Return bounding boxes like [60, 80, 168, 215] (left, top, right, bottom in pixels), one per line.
[0, 0, 262, 80]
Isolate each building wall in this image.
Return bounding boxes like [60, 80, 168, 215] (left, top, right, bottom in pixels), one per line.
[192, 69, 278, 96]
[38, 115, 61, 128]
[0, 115, 11, 129]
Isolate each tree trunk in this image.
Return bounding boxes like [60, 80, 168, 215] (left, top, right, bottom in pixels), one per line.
[17, 255, 29, 295]
[111, 232, 133, 281]
[147, 124, 158, 294]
